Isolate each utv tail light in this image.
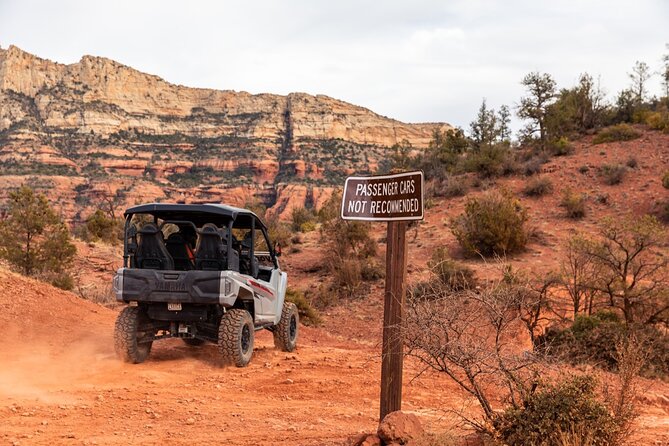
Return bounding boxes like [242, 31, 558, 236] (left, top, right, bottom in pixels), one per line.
[113, 269, 124, 301]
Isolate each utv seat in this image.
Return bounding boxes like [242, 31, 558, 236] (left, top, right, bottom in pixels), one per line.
[165, 232, 194, 271]
[238, 232, 259, 278]
[135, 223, 174, 270]
[195, 224, 239, 271]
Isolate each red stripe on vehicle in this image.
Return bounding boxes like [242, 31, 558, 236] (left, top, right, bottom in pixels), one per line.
[248, 280, 274, 297]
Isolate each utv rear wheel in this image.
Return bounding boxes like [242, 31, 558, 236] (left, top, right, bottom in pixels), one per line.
[218, 309, 254, 367]
[114, 306, 153, 364]
[273, 302, 299, 352]
[182, 338, 205, 346]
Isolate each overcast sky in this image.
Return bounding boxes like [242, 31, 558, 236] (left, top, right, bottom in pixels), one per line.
[0, 0, 667, 132]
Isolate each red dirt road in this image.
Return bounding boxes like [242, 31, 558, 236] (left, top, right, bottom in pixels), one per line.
[2, 279, 668, 446]
[1, 268, 466, 446]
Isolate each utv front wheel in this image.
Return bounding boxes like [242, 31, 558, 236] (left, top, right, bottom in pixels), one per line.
[273, 302, 299, 352]
[114, 306, 153, 363]
[218, 309, 254, 367]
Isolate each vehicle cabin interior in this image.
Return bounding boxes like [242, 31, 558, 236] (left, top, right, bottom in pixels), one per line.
[123, 204, 276, 281]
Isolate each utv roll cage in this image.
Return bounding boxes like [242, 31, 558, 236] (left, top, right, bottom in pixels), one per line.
[122, 203, 278, 274]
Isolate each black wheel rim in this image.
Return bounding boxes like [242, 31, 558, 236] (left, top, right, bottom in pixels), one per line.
[289, 315, 297, 341]
[241, 324, 251, 354]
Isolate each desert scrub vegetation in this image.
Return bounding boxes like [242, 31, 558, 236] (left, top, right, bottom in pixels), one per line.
[317, 190, 380, 301]
[417, 247, 477, 294]
[405, 265, 638, 445]
[290, 206, 317, 232]
[285, 288, 320, 326]
[425, 175, 467, 198]
[0, 186, 76, 289]
[560, 189, 587, 219]
[600, 164, 627, 185]
[547, 136, 574, 156]
[523, 176, 554, 197]
[663, 171, 669, 189]
[451, 189, 529, 256]
[82, 209, 123, 244]
[542, 217, 669, 378]
[592, 124, 641, 144]
[537, 312, 669, 379]
[567, 216, 667, 326]
[495, 375, 622, 446]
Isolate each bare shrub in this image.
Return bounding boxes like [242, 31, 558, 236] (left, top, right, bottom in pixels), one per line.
[405, 270, 543, 432]
[427, 176, 468, 198]
[523, 176, 554, 197]
[600, 164, 627, 185]
[625, 157, 638, 169]
[582, 216, 667, 325]
[559, 235, 602, 316]
[318, 190, 378, 301]
[523, 154, 548, 176]
[426, 247, 476, 292]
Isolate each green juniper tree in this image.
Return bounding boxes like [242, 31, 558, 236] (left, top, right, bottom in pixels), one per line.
[517, 72, 557, 149]
[0, 186, 76, 288]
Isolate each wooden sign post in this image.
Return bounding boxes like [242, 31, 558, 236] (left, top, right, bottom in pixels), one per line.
[341, 171, 424, 421]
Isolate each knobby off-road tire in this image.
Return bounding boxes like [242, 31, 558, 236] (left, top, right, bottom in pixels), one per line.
[114, 306, 153, 364]
[218, 309, 254, 367]
[182, 338, 205, 346]
[273, 302, 299, 352]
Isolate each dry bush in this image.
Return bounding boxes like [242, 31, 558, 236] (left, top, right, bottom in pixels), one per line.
[559, 235, 602, 316]
[582, 216, 667, 325]
[600, 164, 627, 185]
[643, 110, 669, 132]
[291, 206, 317, 232]
[548, 137, 574, 156]
[495, 375, 621, 446]
[560, 190, 587, 219]
[405, 263, 640, 445]
[76, 280, 116, 306]
[522, 154, 548, 176]
[523, 176, 554, 197]
[625, 157, 638, 169]
[662, 171, 669, 189]
[463, 144, 512, 178]
[592, 124, 641, 145]
[405, 269, 544, 432]
[318, 190, 379, 301]
[451, 189, 529, 257]
[425, 247, 476, 292]
[427, 176, 468, 198]
[285, 287, 321, 326]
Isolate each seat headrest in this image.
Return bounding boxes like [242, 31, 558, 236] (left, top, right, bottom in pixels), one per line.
[139, 223, 160, 235]
[166, 233, 186, 243]
[199, 226, 219, 235]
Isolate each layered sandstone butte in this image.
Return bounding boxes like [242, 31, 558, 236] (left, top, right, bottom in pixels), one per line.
[0, 45, 450, 220]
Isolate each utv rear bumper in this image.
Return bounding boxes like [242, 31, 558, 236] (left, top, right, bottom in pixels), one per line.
[113, 268, 252, 306]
